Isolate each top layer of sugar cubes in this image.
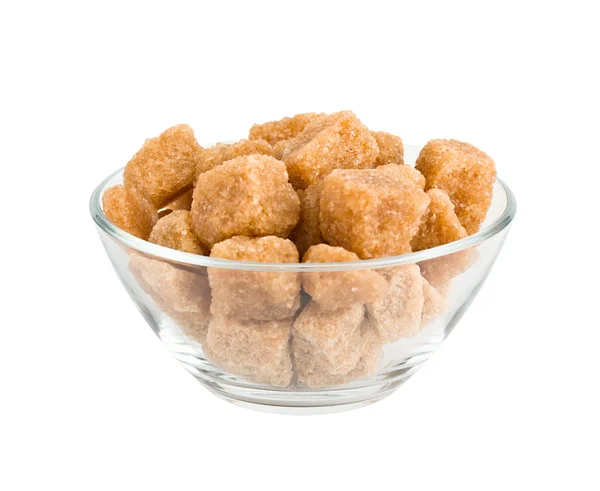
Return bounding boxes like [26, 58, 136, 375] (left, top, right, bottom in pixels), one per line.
[103, 111, 496, 265]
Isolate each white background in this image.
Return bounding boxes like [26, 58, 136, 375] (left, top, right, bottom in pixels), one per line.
[1, 1, 599, 490]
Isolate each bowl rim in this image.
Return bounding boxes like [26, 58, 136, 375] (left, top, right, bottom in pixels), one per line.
[90, 167, 517, 273]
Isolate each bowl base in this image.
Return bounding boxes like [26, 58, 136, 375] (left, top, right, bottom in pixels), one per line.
[213, 392, 390, 415]
[166, 326, 431, 415]
[193, 373, 410, 415]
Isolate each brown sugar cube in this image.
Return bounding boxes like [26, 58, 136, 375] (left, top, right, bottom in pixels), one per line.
[192, 154, 300, 248]
[293, 317, 382, 388]
[410, 188, 477, 287]
[292, 301, 366, 375]
[319, 169, 430, 259]
[195, 139, 272, 177]
[289, 181, 324, 256]
[161, 187, 194, 216]
[421, 278, 449, 326]
[151, 282, 211, 344]
[419, 248, 479, 287]
[366, 265, 424, 342]
[274, 111, 379, 190]
[148, 210, 208, 255]
[129, 253, 211, 342]
[335, 322, 383, 385]
[166, 309, 211, 344]
[271, 139, 288, 161]
[411, 188, 468, 252]
[129, 253, 210, 315]
[249, 112, 326, 146]
[349, 324, 383, 379]
[371, 131, 404, 166]
[204, 316, 293, 387]
[123, 124, 203, 208]
[377, 164, 426, 189]
[436, 281, 452, 298]
[103, 185, 158, 240]
[301, 244, 388, 311]
[208, 236, 301, 321]
[415, 139, 496, 234]
[344, 323, 382, 382]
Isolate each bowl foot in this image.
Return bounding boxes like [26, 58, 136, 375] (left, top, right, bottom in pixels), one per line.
[196, 375, 408, 415]
[214, 393, 389, 415]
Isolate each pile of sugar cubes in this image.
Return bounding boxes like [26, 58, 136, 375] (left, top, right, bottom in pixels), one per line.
[103, 111, 496, 387]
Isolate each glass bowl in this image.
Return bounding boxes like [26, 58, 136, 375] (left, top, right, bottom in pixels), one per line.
[90, 145, 516, 414]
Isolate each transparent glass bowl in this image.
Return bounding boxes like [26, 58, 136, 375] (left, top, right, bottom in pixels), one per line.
[90, 145, 516, 414]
